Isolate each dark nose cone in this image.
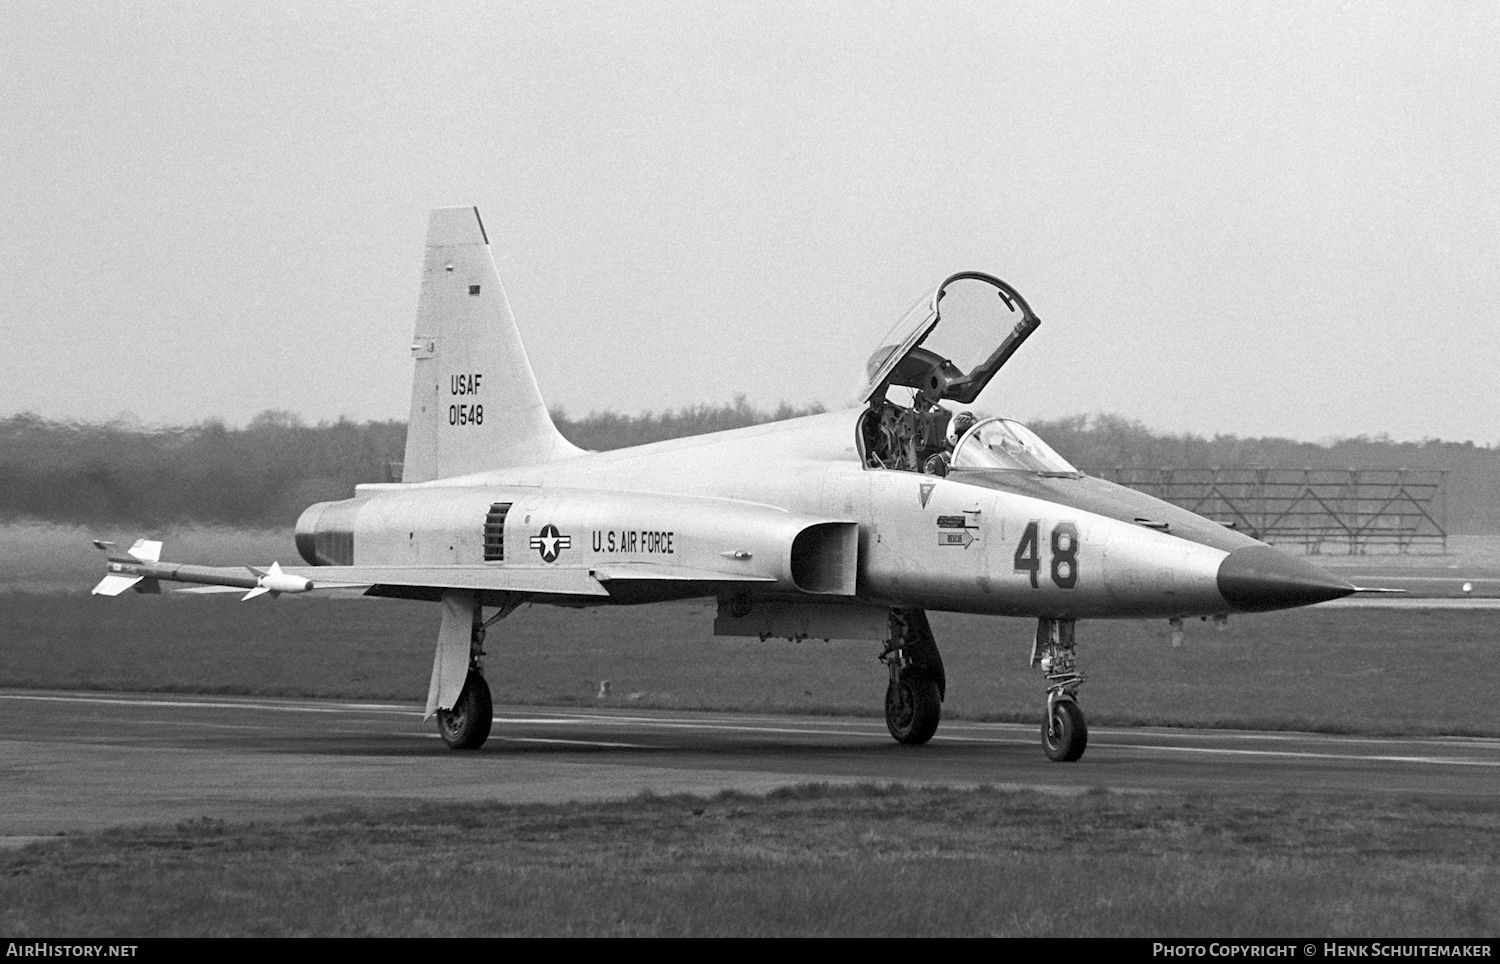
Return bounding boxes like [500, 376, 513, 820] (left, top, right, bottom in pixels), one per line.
[1217, 545, 1357, 612]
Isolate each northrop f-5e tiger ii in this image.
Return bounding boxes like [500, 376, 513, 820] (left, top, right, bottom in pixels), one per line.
[94, 206, 1359, 761]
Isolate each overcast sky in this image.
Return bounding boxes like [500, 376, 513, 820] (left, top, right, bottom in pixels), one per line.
[3, 1, 1496, 443]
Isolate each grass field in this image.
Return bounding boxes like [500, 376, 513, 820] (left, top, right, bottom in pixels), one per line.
[2, 785, 1495, 937]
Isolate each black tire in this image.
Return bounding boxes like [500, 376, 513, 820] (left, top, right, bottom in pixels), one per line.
[1042, 699, 1087, 762]
[437, 671, 493, 750]
[885, 674, 942, 745]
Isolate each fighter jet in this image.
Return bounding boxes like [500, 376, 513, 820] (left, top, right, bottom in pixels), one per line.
[93, 206, 1358, 761]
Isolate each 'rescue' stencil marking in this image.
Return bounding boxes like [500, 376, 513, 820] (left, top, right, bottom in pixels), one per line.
[937, 512, 980, 549]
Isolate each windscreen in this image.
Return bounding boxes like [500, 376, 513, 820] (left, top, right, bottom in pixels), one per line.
[951, 418, 1080, 476]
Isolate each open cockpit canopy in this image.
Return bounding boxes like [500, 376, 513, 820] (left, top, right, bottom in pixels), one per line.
[857, 272, 1040, 407]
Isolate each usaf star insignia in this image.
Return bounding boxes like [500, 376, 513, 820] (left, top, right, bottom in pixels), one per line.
[530, 524, 572, 563]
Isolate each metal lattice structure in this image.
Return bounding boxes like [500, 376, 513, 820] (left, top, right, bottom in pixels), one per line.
[1088, 467, 1448, 554]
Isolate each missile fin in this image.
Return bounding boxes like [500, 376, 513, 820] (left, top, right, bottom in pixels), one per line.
[92, 573, 142, 596]
[128, 540, 163, 563]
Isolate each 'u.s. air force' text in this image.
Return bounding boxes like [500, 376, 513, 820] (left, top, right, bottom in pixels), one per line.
[592, 530, 675, 554]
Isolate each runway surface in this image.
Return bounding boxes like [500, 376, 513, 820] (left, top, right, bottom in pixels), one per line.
[2, 688, 1496, 841]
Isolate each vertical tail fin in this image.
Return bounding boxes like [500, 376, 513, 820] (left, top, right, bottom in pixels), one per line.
[401, 206, 583, 483]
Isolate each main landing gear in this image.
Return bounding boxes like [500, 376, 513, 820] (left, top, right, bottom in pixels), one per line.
[438, 671, 492, 750]
[433, 593, 513, 750]
[1033, 617, 1087, 762]
[881, 609, 946, 745]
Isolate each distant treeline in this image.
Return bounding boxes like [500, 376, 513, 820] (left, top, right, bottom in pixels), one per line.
[552, 396, 827, 452]
[0, 400, 825, 529]
[0, 411, 407, 529]
[3, 406, 1498, 532]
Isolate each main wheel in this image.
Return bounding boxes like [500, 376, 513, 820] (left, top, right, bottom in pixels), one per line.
[1042, 699, 1087, 762]
[885, 673, 941, 745]
[437, 671, 493, 750]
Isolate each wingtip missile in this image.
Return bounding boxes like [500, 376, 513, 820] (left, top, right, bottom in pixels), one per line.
[92, 539, 312, 598]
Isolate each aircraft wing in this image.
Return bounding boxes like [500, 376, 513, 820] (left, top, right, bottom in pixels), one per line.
[93, 540, 778, 602]
[283, 561, 777, 597]
[278, 564, 611, 596]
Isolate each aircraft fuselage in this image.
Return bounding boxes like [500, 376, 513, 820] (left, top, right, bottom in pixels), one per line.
[298, 408, 1348, 621]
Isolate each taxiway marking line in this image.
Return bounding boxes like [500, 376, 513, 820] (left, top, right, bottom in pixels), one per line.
[505, 718, 1497, 767]
[6, 693, 1495, 768]
[500, 717, 903, 740]
[1344, 576, 1500, 583]
[495, 737, 654, 749]
[0, 693, 415, 716]
[503, 723, 1497, 768]
[1102, 742, 1500, 767]
[400, 732, 651, 749]
[540, 712, 1500, 753]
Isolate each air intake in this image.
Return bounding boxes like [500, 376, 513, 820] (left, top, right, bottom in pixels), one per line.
[789, 522, 860, 595]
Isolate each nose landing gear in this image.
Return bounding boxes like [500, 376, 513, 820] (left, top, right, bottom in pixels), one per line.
[1034, 617, 1087, 762]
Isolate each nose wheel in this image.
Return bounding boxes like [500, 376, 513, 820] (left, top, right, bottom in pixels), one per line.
[1042, 696, 1087, 762]
[1033, 617, 1087, 762]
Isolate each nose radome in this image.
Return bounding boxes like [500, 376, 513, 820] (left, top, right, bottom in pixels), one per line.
[1216, 545, 1357, 612]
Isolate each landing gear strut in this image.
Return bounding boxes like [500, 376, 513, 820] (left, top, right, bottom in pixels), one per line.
[881, 608, 945, 745]
[1033, 617, 1087, 762]
[432, 594, 514, 750]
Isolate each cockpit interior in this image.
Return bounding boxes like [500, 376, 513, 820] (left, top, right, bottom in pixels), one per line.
[855, 272, 1078, 478]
